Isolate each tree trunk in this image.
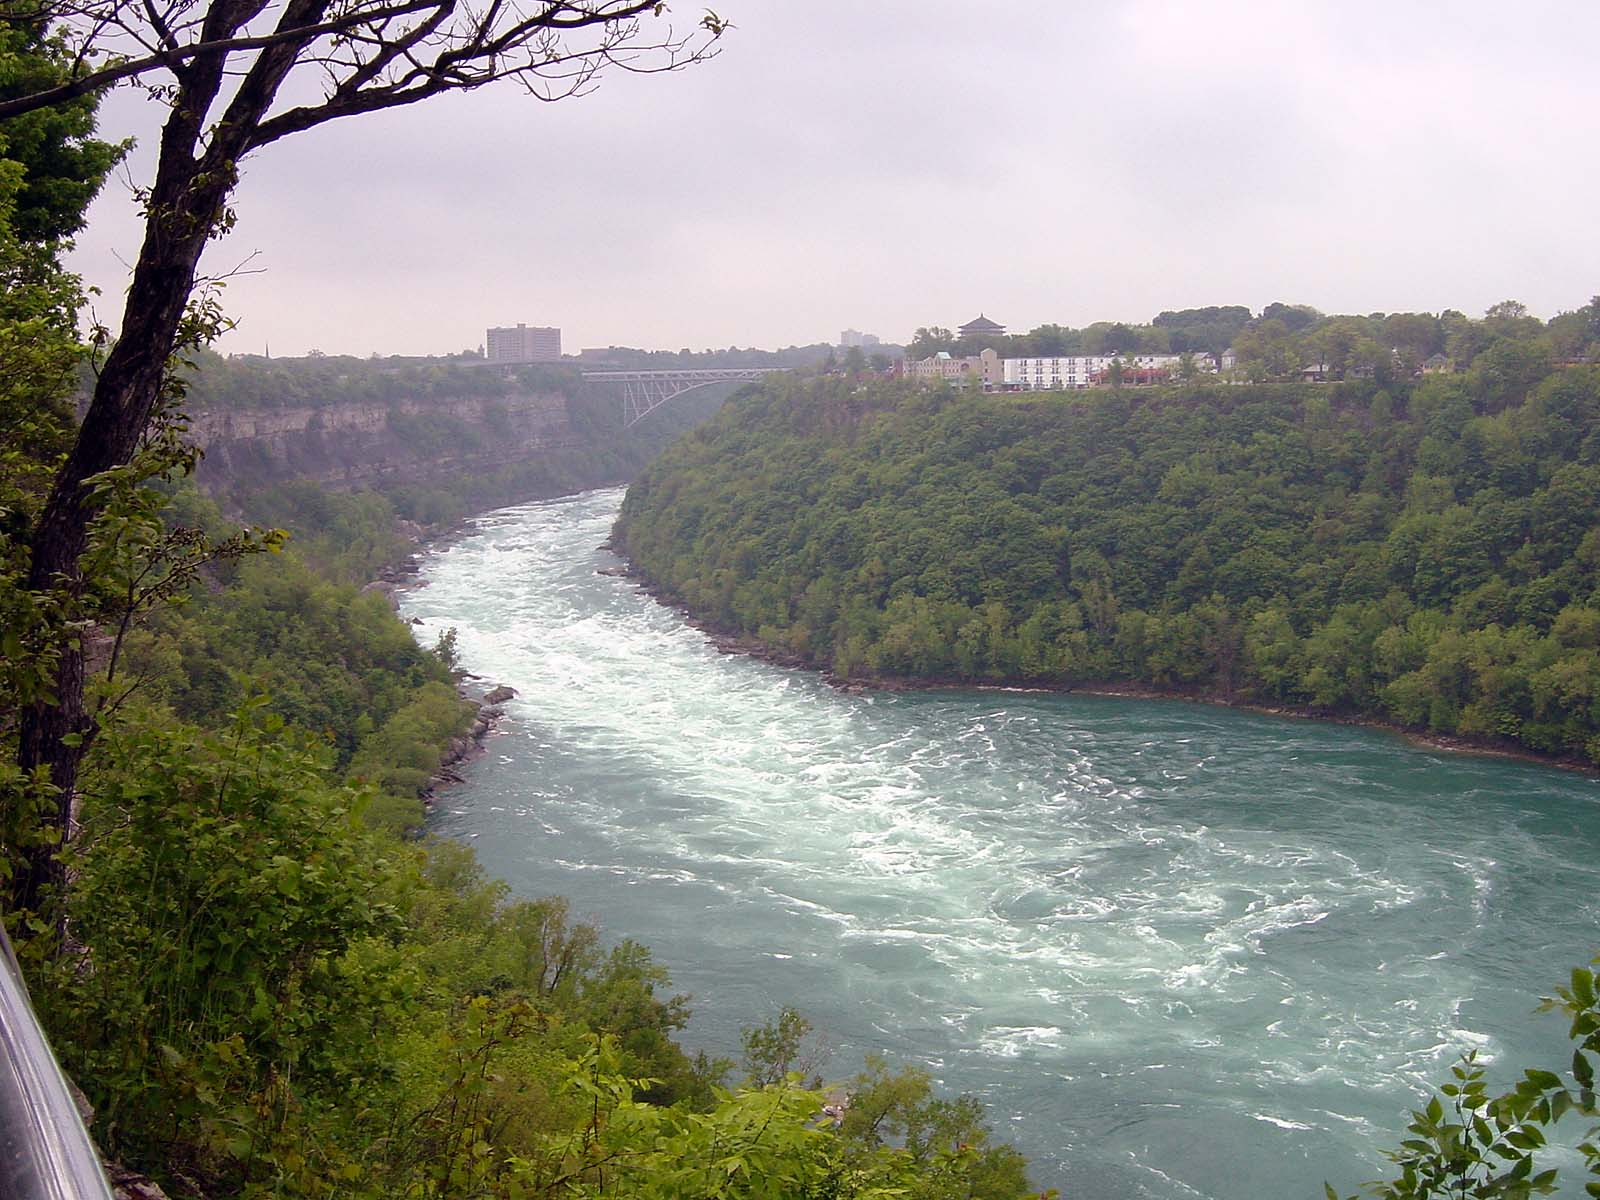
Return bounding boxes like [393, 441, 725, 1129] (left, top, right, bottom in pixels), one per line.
[9, 0, 339, 923]
[11, 70, 238, 919]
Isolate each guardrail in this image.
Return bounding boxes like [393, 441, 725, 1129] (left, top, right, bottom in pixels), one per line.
[0, 922, 115, 1200]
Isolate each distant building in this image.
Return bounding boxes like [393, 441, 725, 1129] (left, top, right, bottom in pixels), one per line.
[1002, 353, 1204, 389]
[486, 323, 561, 363]
[957, 313, 1007, 340]
[902, 348, 1001, 387]
[840, 329, 881, 349]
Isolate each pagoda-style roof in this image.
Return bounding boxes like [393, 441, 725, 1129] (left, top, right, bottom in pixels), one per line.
[958, 313, 1006, 336]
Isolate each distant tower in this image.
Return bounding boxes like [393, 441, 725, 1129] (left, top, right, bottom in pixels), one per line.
[957, 313, 1006, 339]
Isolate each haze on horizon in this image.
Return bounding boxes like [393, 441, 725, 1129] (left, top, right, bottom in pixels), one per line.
[67, 0, 1600, 358]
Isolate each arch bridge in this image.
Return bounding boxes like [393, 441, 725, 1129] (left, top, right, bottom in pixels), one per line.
[582, 368, 783, 427]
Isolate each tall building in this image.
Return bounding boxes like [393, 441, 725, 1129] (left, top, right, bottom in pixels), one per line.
[840, 329, 881, 349]
[486, 323, 561, 363]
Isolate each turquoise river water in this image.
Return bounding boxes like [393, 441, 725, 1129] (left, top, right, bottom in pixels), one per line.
[398, 487, 1600, 1200]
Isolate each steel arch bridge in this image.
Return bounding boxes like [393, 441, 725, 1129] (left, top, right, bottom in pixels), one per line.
[582, 368, 783, 428]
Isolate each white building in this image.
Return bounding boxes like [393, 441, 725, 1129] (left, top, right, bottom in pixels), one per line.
[840, 329, 881, 349]
[1002, 353, 1208, 389]
[486, 323, 561, 363]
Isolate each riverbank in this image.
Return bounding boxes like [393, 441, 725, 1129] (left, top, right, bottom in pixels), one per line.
[363, 511, 556, 804]
[614, 558, 1600, 778]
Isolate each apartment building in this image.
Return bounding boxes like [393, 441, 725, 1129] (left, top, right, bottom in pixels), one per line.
[1002, 353, 1200, 389]
[486, 323, 562, 363]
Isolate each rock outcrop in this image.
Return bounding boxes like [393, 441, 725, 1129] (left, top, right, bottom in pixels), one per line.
[189, 391, 578, 495]
[425, 684, 516, 798]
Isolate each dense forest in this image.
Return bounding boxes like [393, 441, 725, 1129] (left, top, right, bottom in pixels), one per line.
[615, 342, 1600, 767]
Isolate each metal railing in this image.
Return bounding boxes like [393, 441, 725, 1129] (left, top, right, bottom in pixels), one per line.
[0, 923, 114, 1200]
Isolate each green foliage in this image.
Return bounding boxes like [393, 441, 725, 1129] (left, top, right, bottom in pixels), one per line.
[1336, 961, 1600, 1199]
[741, 1006, 819, 1088]
[839, 1054, 1036, 1200]
[0, 24, 127, 245]
[129, 550, 455, 772]
[346, 680, 475, 825]
[40, 706, 396, 1183]
[615, 366, 1600, 764]
[35, 698, 1038, 1199]
[238, 481, 412, 584]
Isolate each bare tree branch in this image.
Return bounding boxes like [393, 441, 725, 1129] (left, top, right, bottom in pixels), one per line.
[0, 0, 724, 121]
[0, 0, 448, 118]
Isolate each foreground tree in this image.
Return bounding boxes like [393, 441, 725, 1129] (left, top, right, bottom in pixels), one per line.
[2, 0, 725, 921]
[0, 22, 124, 916]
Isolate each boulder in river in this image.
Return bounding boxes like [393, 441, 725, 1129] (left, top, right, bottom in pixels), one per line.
[483, 684, 518, 705]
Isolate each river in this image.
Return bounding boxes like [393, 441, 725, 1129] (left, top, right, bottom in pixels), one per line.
[398, 486, 1600, 1199]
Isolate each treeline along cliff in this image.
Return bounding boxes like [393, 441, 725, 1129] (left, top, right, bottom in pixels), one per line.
[614, 364, 1600, 767]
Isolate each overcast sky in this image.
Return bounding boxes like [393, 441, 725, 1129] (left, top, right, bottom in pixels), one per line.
[66, 0, 1600, 357]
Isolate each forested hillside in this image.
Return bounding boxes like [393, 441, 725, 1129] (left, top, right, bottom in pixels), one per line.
[615, 364, 1600, 766]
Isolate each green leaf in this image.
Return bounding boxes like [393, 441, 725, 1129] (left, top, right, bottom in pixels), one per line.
[1573, 969, 1597, 1010]
[1575, 1050, 1595, 1089]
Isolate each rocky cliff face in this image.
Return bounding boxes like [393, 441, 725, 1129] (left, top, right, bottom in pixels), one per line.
[189, 391, 578, 494]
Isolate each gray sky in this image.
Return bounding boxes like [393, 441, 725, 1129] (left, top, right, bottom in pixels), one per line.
[67, 0, 1600, 357]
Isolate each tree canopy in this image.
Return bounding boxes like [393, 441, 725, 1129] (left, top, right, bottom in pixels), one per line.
[615, 360, 1600, 767]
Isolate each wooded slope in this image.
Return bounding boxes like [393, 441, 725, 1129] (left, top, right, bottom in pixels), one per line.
[615, 369, 1600, 764]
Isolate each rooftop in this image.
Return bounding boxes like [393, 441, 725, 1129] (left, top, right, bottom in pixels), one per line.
[958, 313, 1006, 335]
